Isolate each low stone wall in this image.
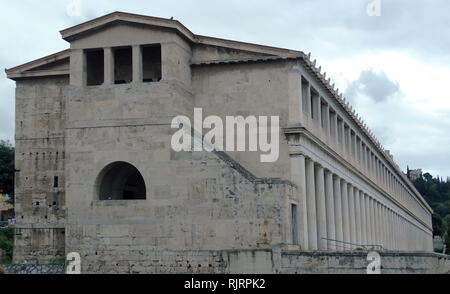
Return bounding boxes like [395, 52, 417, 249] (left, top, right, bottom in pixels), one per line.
[280, 251, 450, 274]
[2, 249, 449, 274]
[3, 264, 65, 275]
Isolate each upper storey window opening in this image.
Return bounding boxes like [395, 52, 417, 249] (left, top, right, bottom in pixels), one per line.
[86, 49, 104, 86]
[114, 47, 133, 84]
[142, 44, 162, 82]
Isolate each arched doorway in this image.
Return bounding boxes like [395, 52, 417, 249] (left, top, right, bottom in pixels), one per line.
[96, 162, 146, 200]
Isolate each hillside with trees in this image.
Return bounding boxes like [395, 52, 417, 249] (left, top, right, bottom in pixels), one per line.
[0, 140, 14, 264]
[410, 170, 450, 252]
[0, 140, 14, 205]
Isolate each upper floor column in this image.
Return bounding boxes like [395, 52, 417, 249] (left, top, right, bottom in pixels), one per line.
[132, 45, 142, 84]
[70, 49, 85, 86]
[104, 47, 113, 85]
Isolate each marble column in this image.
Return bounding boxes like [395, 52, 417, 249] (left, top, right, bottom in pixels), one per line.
[365, 195, 372, 246]
[404, 219, 407, 251]
[341, 180, 350, 249]
[348, 185, 356, 247]
[370, 198, 376, 246]
[325, 171, 336, 250]
[315, 165, 327, 250]
[383, 206, 391, 249]
[333, 176, 343, 250]
[354, 188, 362, 246]
[306, 159, 318, 250]
[394, 213, 399, 250]
[298, 155, 309, 250]
[386, 209, 390, 249]
[374, 202, 380, 247]
[380, 204, 386, 249]
[377, 203, 383, 248]
[389, 210, 394, 250]
[291, 155, 309, 250]
[360, 192, 367, 246]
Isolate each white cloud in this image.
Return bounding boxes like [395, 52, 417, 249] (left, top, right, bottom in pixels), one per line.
[0, 0, 449, 177]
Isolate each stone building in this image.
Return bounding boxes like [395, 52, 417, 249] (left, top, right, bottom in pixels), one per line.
[5, 12, 433, 273]
[409, 169, 423, 181]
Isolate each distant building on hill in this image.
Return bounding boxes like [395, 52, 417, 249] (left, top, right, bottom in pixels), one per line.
[408, 169, 423, 181]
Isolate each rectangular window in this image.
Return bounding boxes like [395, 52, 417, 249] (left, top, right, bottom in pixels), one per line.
[350, 131, 356, 157]
[114, 47, 133, 84]
[301, 77, 309, 115]
[362, 143, 366, 168]
[356, 137, 361, 163]
[337, 117, 343, 144]
[311, 88, 319, 120]
[291, 204, 299, 245]
[142, 44, 162, 82]
[344, 124, 350, 154]
[320, 100, 328, 129]
[86, 49, 104, 86]
[330, 110, 337, 137]
[53, 176, 59, 188]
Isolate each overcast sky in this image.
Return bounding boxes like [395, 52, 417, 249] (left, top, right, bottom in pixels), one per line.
[1, 0, 449, 177]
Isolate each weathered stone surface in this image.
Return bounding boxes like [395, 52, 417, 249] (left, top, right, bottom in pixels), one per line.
[4, 250, 449, 274]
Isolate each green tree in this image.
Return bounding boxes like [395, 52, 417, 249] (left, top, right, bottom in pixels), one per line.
[445, 218, 450, 254]
[411, 172, 450, 242]
[0, 140, 14, 204]
[432, 213, 444, 237]
[0, 227, 14, 264]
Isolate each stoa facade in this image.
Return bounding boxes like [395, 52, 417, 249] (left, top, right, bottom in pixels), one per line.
[6, 12, 433, 272]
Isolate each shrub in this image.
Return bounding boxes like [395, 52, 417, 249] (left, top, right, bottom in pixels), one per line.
[0, 227, 14, 264]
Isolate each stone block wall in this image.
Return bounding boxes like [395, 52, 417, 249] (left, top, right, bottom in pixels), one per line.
[65, 146, 297, 273]
[13, 76, 68, 263]
[280, 251, 450, 274]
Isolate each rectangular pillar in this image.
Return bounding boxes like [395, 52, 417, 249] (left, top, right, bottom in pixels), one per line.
[132, 45, 142, 84]
[70, 49, 85, 86]
[104, 47, 114, 85]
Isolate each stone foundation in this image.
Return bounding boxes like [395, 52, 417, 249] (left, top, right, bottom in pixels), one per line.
[6, 249, 448, 274]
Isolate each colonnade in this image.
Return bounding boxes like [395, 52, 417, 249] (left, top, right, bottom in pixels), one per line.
[292, 155, 432, 252]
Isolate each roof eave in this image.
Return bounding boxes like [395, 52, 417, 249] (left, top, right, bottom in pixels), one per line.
[5, 49, 70, 79]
